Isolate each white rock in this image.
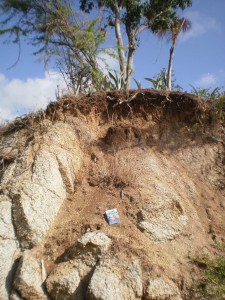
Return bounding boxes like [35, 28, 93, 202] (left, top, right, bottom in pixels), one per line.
[0, 123, 83, 299]
[68, 232, 112, 258]
[0, 197, 20, 300]
[0, 199, 17, 240]
[138, 202, 187, 242]
[87, 266, 127, 300]
[145, 277, 182, 300]
[46, 261, 82, 300]
[0, 240, 19, 300]
[77, 232, 112, 253]
[2, 123, 82, 248]
[125, 260, 143, 298]
[13, 250, 47, 300]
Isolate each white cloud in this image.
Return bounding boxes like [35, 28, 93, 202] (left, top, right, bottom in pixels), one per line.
[0, 71, 66, 123]
[98, 51, 119, 73]
[196, 73, 216, 87]
[195, 69, 225, 88]
[181, 11, 220, 42]
[0, 55, 120, 125]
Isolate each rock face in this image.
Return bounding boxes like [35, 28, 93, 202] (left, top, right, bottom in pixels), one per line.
[115, 149, 201, 242]
[0, 122, 83, 298]
[46, 232, 113, 299]
[1, 122, 82, 249]
[137, 200, 188, 242]
[125, 260, 143, 299]
[46, 258, 97, 299]
[0, 195, 20, 299]
[13, 250, 47, 300]
[0, 90, 224, 300]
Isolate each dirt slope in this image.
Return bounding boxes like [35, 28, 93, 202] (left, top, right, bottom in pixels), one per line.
[0, 89, 224, 299]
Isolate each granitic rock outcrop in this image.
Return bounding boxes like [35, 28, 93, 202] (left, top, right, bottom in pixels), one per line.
[0, 121, 83, 299]
[1, 122, 82, 249]
[0, 90, 224, 300]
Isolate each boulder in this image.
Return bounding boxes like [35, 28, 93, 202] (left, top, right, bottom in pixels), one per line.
[68, 232, 112, 258]
[114, 150, 198, 242]
[87, 266, 127, 300]
[145, 277, 182, 300]
[46, 258, 96, 299]
[0, 240, 19, 300]
[87, 258, 143, 300]
[46, 262, 82, 300]
[13, 250, 47, 300]
[0, 196, 20, 300]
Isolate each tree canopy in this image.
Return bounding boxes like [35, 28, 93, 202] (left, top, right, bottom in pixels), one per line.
[80, 0, 192, 88]
[0, 0, 193, 90]
[0, 0, 106, 91]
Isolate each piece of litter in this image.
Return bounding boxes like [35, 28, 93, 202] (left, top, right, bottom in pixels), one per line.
[105, 208, 120, 225]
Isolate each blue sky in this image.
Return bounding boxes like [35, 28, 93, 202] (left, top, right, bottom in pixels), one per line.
[0, 0, 225, 122]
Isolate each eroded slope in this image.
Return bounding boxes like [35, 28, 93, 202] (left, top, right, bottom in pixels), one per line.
[0, 89, 224, 299]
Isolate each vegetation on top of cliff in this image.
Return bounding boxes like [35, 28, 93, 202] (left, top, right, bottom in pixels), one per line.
[0, 89, 223, 140]
[0, 1, 224, 129]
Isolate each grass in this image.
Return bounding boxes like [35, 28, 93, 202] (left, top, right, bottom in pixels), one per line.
[191, 244, 225, 299]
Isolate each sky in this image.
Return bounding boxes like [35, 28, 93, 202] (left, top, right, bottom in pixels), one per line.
[0, 0, 225, 123]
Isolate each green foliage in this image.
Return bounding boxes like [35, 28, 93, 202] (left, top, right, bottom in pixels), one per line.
[191, 247, 225, 299]
[211, 93, 225, 120]
[145, 68, 183, 91]
[133, 78, 141, 89]
[190, 85, 223, 101]
[145, 77, 165, 90]
[98, 71, 127, 91]
[190, 85, 225, 120]
[0, 0, 193, 93]
[0, 0, 107, 91]
[155, 16, 191, 45]
[80, 0, 192, 88]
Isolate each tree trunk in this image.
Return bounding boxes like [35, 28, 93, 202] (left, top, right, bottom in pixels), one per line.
[167, 46, 174, 91]
[126, 44, 135, 89]
[114, 14, 126, 79]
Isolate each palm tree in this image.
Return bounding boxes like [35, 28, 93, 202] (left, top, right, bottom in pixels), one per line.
[156, 17, 191, 90]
